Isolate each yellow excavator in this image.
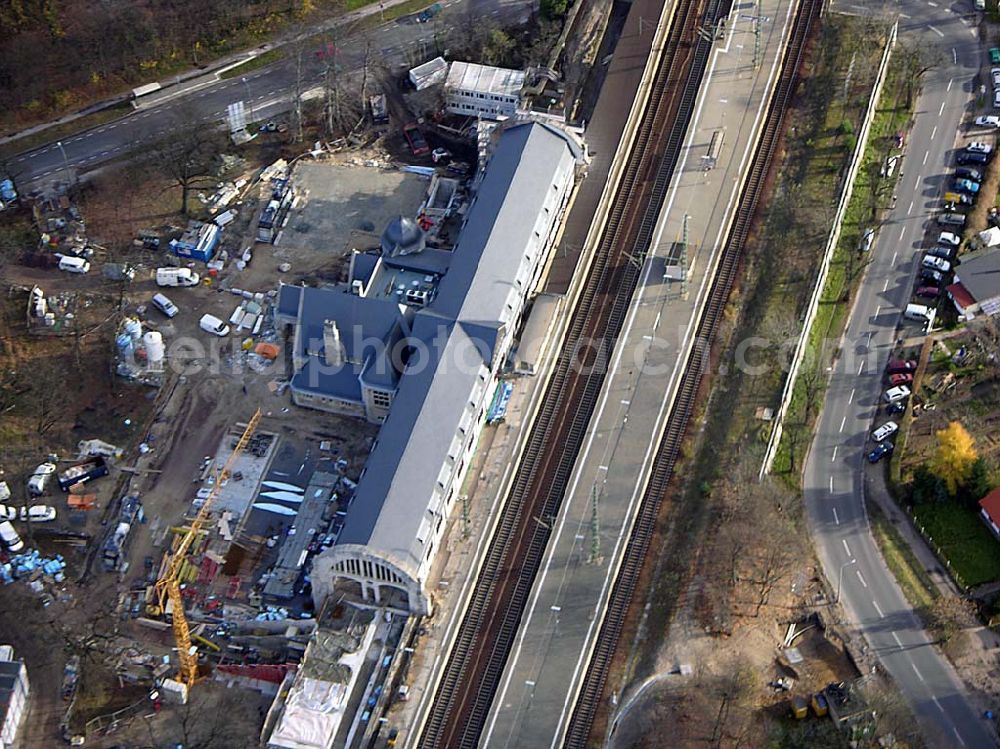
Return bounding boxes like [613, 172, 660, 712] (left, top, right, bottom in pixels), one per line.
[154, 408, 261, 687]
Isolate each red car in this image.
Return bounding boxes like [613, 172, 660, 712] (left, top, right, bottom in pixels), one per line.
[889, 373, 913, 386]
[887, 358, 917, 374]
[915, 286, 941, 299]
[403, 123, 430, 156]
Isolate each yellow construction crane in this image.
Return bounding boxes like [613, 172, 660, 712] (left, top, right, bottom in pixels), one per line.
[154, 408, 261, 687]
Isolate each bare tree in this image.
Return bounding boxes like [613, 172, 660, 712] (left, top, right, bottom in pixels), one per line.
[151, 107, 224, 215]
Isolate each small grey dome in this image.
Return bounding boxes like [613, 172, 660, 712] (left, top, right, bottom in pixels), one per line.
[381, 215, 425, 256]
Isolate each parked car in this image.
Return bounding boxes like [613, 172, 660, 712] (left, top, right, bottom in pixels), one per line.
[956, 150, 989, 165]
[974, 115, 1000, 127]
[156, 268, 200, 287]
[402, 123, 430, 156]
[151, 293, 179, 318]
[966, 141, 993, 154]
[0, 505, 16, 521]
[921, 267, 945, 284]
[922, 255, 951, 273]
[938, 231, 962, 247]
[953, 178, 980, 195]
[954, 168, 981, 182]
[416, 2, 442, 21]
[915, 285, 942, 299]
[936, 212, 966, 227]
[871, 421, 899, 442]
[926, 246, 955, 260]
[886, 400, 907, 415]
[889, 373, 913, 386]
[887, 359, 917, 374]
[28, 463, 56, 495]
[991, 68, 1000, 88]
[20, 505, 56, 523]
[884, 385, 911, 403]
[867, 442, 895, 463]
[431, 147, 451, 163]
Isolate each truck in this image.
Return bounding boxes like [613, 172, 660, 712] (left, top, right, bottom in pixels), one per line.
[369, 94, 388, 125]
[102, 496, 143, 571]
[403, 123, 430, 156]
[58, 457, 109, 492]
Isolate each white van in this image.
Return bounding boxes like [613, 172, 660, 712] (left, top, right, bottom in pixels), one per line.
[904, 303, 932, 321]
[199, 314, 230, 337]
[27, 462, 56, 495]
[0, 521, 24, 552]
[156, 268, 201, 287]
[58, 256, 90, 274]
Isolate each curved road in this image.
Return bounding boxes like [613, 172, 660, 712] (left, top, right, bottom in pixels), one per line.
[6, 0, 532, 188]
[805, 1, 995, 747]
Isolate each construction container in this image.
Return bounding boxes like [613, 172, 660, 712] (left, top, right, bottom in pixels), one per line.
[811, 692, 829, 717]
[789, 696, 809, 719]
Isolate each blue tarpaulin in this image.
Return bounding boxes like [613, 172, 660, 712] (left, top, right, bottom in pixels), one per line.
[486, 381, 513, 423]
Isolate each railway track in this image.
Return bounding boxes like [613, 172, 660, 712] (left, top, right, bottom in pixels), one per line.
[415, 0, 732, 745]
[562, 0, 821, 745]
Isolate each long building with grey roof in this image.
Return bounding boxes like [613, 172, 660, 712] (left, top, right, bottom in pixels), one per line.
[279, 122, 582, 616]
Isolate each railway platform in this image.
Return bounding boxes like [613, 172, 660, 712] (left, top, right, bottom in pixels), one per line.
[480, 0, 801, 746]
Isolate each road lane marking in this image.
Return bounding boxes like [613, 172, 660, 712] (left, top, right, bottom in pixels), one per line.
[912, 663, 925, 681]
[883, 279, 889, 291]
[829, 476, 834, 492]
[931, 125, 938, 140]
[857, 360, 864, 375]
[875, 304, 881, 318]
[831, 446, 837, 461]
[928, 24, 944, 37]
[833, 507, 840, 525]
[848, 388, 855, 404]
[907, 200, 913, 215]
[927, 1, 937, 5]
[933, 696, 945, 712]
[947, 78, 953, 92]
[856, 569, 867, 587]
[922, 150, 929, 165]
[898, 226, 905, 241]
[840, 415, 847, 432]
[953, 727, 967, 746]
[872, 600, 885, 617]
[892, 250, 898, 264]
[953, 48, 958, 63]
[892, 632, 903, 646]
[842, 539, 851, 555]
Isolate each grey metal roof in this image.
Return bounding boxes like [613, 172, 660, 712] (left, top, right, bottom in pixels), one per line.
[432, 122, 581, 321]
[335, 122, 581, 579]
[955, 249, 1000, 304]
[381, 216, 426, 256]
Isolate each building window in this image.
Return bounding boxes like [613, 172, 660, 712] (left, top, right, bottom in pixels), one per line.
[372, 390, 392, 409]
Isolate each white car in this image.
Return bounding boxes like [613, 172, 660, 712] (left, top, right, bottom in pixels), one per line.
[872, 421, 899, 442]
[922, 255, 951, 273]
[20, 505, 56, 523]
[938, 232, 961, 247]
[0, 505, 16, 521]
[992, 68, 1000, 88]
[884, 386, 911, 404]
[974, 115, 1000, 128]
[27, 463, 56, 495]
[967, 141, 993, 154]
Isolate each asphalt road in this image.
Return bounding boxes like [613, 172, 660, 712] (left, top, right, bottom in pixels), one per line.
[804, 2, 996, 747]
[7, 0, 532, 188]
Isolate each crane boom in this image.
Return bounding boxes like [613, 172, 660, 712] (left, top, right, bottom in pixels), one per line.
[154, 408, 262, 687]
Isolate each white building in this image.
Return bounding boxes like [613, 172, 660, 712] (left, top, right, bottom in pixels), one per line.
[0, 646, 28, 749]
[445, 61, 525, 119]
[310, 122, 584, 616]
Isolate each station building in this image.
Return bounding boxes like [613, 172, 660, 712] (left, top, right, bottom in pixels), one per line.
[277, 121, 584, 615]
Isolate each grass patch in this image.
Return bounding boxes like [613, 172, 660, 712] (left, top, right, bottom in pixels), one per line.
[219, 49, 287, 80]
[773, 29, 913, 478]
[912, 502, 1000, 588]
[0, 102, 133, 162]
[869, 502, 938, 612]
